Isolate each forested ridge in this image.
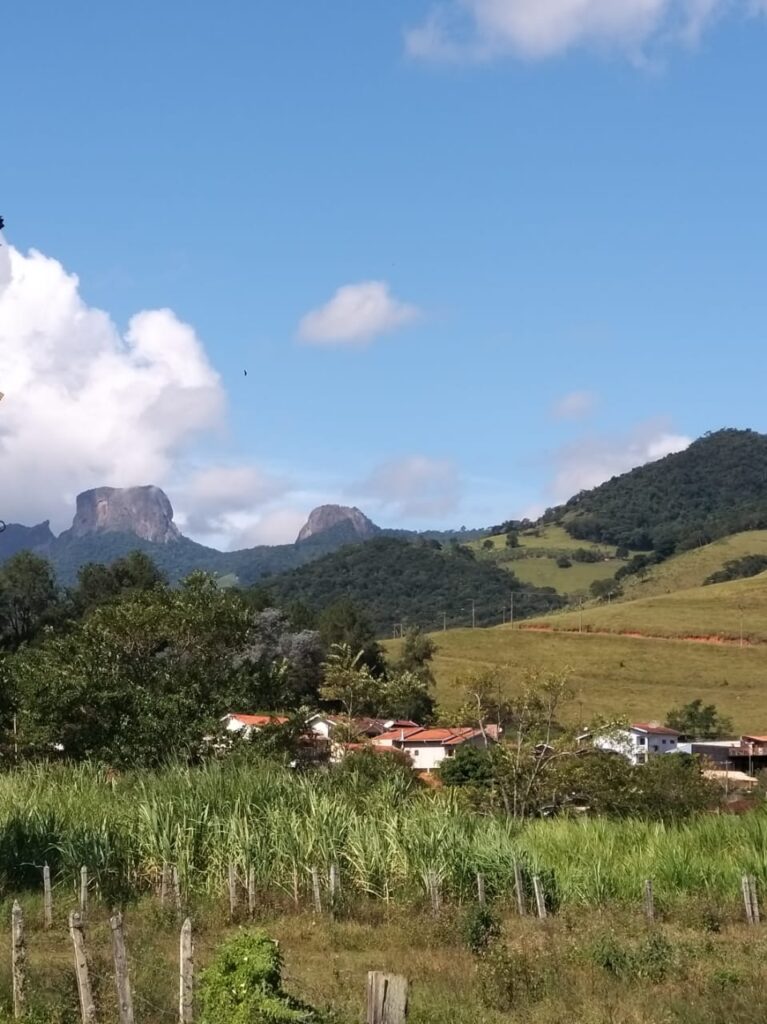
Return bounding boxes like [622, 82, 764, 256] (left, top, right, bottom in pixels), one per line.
[266, 536, 565, 634]
[550, 429, 767, 555]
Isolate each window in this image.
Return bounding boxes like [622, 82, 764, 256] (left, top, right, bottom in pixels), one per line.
[636, 735, 646, 746]
[651, 744, 659, 752]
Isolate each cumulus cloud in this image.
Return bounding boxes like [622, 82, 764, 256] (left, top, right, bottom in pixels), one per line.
[406, 0, 760, 61]
[552, 390, 597, 420]
[298, 281, 420, 346]
[174, 464, 291, 538]
[0, 242, 225, 531]
[355, 455, 462, 518]
[549, 419, 691, 501]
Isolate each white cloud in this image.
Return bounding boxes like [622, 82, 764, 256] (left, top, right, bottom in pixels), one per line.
[174, 464, 291, 538]
[549, 419, 691, 501]
[355, 455, 462, 518]
[552, 390, 597, 420]
[0, 242, 225, 532]
[298, 281, 420, 346]
[406, 0, 760, 61]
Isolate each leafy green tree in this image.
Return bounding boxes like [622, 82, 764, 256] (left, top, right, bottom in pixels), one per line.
[482, 539, 494, 550]
[317, 600, 385, 675]
[378, 669, 435, 723]
[73, 551, 166, 615]
[505, 530, 520, 549]
[590, 578, 623, 602]
[320, 644, 379, 722]
[666, 699, 734, 740]
[9, 573, 287, 766]
[396, 627, 436, 681]
[0, 551, 59, 648]
[438, 745, 495, 787]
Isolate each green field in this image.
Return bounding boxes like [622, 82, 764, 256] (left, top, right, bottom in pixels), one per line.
[617, 530, 767, 602]
[526, 571, 767, 644]
[469, 525, 624, 597]
[386, 623, 767, 729]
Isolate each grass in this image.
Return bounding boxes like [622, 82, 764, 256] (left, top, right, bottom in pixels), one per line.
[386, 623, 767, 728]
[3, 895, 767, 1022]
[524, 572, 767, 644]
[617, 530, 767, 602]
[469, 526, 624, 597]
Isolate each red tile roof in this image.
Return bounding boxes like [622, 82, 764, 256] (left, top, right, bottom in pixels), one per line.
[631, 723, 680, 736]
[375, 726, 486, 747]
[227, 714, 289, 727]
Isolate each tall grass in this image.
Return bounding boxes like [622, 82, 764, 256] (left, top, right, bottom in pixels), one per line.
[0, 761, 762, 909]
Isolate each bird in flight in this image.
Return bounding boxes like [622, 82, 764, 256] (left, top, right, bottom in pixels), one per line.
[0, 215, 4, 245]
[243, 369, 248, 377]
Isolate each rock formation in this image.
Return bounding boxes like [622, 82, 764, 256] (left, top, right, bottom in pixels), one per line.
[296, 505, 379, 544]
[63, 486, 181, 544]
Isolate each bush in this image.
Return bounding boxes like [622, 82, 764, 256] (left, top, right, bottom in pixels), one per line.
[461, 904, 501, 953]
[199, 930, 325, 1023]
[555, 556, 572, 569]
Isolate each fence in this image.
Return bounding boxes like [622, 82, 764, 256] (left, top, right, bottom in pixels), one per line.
[4, 860, 763, 1021]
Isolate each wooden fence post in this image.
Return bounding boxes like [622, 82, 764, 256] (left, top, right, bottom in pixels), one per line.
[533, 876, 547, 920]
[749, 875, 760, 925]
[247, 866, 256, 920]
[179, 917, 194, 1024]
[160, 864, 171, 908]
[11, 901, 26, 1020]
[742, 874, 755, 925]
[228, 864, 238, 921]
[292, 867, 300, 908]
[329, 862, 340, 902]
[110, 912, 135, 1024]
[643, 879, 655, 922]
[79, 866, 89, 921]
[367, 971, 408, 1023]
[513, 861, 526, 916]
[476, 872, 486, 907]
[171, 865, 182, 916]
[428, 871, 441, 915]
[69, 911, 97, 1024]
[43, 863, 53, 930]
[311, 868, 322, 914]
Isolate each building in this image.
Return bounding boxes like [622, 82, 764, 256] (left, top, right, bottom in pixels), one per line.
[676, 740, 736, 766]
[220, 713, 289, 739]
[591, 723, 680, 765]
[371, 726, 493, 772]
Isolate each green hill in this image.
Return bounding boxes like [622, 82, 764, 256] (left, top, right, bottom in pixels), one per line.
[550, 428, 767, 554]
[468, 524, 629, 597]
[524, 571, 767, 644]
[385, 622, 767, 731]
[266, 536, 565, 635]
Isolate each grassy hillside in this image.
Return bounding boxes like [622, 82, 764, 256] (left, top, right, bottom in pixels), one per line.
[524, 572, 767, 644]
[386, 624, 767, 730]
[468, 524, 627, 597]
[616, 530, 767, 602]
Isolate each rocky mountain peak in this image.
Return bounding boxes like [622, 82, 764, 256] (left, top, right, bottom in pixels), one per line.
[65, 486, 181, 544]
[296, 505, 379, 544]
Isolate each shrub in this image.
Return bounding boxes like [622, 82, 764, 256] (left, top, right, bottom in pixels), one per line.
[461, 904, 500, 954]
[199, 930, 324, 1023]
[555, 556, 572, 569]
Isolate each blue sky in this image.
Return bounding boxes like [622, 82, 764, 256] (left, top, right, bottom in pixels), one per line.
[2, 1, 767, 546]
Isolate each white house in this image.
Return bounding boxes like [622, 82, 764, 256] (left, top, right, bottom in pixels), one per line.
[371, 726, 493, 772]
[592, 722, 680, 765]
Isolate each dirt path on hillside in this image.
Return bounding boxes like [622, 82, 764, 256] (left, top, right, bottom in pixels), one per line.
[519, 625, 758, 648]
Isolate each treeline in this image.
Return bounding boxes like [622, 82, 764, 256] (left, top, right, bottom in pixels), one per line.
[545, 429, 767, 556]
[0, 549, 439, 768]
[264, 536, 566, 634]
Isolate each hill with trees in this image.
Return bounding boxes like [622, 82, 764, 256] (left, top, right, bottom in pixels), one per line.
[266, 536, 565, 635]
[548, 429, 767, 555]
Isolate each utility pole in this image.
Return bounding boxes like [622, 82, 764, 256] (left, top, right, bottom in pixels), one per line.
[579, 600, 583, 634]
[509, 592, 514, 628]
[471, 599, 476, 629]
[443, 611, 447, 632]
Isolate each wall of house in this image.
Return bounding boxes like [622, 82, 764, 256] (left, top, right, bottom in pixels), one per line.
[402, 734, 488, 772]
[594, 730, 677, 765]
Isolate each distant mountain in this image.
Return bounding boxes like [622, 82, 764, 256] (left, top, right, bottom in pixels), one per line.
[551, 429, 767, 554]
[0, 521, 55, 559]
[296, 505, 380, 545]
[267, 536, 565, 634]
[61, 486, 181, 544]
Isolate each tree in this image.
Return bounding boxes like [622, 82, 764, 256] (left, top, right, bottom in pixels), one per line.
[9, 572, 290, 767]
[482, 539, 494, 550]
[317, 600, 386, 675]
[396, 627, 436, 683]
[590, 578, 622, 602]
[666, 699, 734, 740]
[438, 745, 495, 787]
[236, 608, 324, 707]
[320, 644, 379, 722]
[377, 669, 435, 723]
[505, 531, 520, 549]
[0, 552, 59, 649]
[73, 551, 166, 615]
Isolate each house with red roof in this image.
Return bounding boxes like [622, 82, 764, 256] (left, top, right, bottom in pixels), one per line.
[221, 713, 290, 739]
[371, 725, 495, 772]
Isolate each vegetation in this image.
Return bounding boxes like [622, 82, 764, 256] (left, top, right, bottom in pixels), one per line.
[705, 554, 767, 586]
[666, 699, 734, 740]
[267, 537, 565, 634]
[549, 429, 767, 555]
[386, 624, 767, 729]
